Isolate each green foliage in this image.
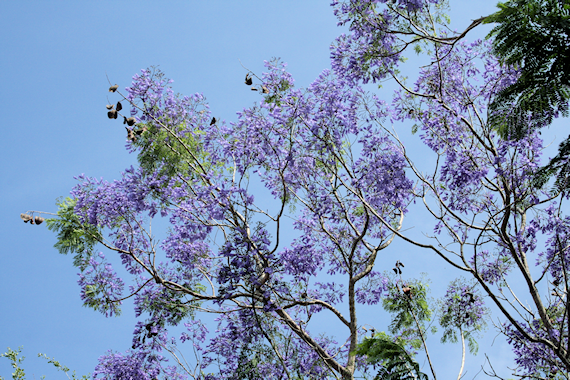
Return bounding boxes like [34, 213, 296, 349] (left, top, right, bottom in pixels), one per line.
[0, 347, 88, 380]
[1, 347, 25, 380]
[37, 353, 89, 380]
[436, 280, 488, 356]
[382, 279, 431, 340]
[45, 197, 102, 272]
[485, 0, 570, 136]
[484, 0, 570, 189]
[353, 333, 428, 380]
[138, 282, 206, 325]
[532, 135, 570, 193]
[232, 343, 271, 380]
[132, 120, 209, 182]
[354, 278, 434, 379]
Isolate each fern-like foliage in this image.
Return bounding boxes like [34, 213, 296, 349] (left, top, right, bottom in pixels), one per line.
[484, 0, 570, 190]
[354, 333, 428, 380]
[485, 0, 570, 137]
[45, 197, 102, 272]
[533, 134, 570, 193]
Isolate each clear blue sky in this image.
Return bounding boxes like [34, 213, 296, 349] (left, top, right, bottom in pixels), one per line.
[1, 1, 540, 379]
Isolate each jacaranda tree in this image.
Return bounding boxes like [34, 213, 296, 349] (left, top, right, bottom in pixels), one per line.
[37, 0, 570, 379]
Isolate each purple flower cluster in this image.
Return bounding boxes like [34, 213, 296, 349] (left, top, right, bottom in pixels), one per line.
[504, 320, 565, 377]
[94, 349, 184, 380]
[330, 0, 440, 85]
[439, 280, 486, 332]
[469, 249, 512, 285]
[77, 253, 124, 317]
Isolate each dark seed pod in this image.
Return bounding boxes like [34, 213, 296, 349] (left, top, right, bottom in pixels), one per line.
[109, 84, 119, 92]
[20, 213, 32, 223]
[392, 268, 397, 274]
[262, 86, 269, 94]
[34, 216, 44, 225]
[108, 110, 118, 119]
[245, 74, 253, 86]
[116, 101, 122, 111]
[126, 117, 136, 126]
[106, 104, 114, 110]
[251, 87, 258, 91]
[126, 128, 137, 142]
[210, 117, 216, 126]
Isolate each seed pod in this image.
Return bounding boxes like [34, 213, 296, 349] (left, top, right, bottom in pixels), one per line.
[245, 74, 253, 86]
[126, 117, 136, 126]
[34, 216, 44, 225]
[109, 84, 119, 92]
[106, 104, 114, 110]
[126, 128, 137, 142]
[20, 213, 32, 223]
[402, 286, 412, 296]
[210, 117, 216, 126]
[262, 86, 269, 94]
[107, 109, 118, 119]
[116, 101, 123, 111]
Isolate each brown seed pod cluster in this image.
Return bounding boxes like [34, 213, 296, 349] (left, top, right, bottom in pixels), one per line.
[106, 101, 122, 120]
[106, 84, 147, 142]
[244, 73, 269, 93]
[20, 213, 44, 225]
[392, 260, 404, 275]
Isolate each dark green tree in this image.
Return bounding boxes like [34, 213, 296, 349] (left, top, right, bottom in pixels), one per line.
[483, 0, 570, 190]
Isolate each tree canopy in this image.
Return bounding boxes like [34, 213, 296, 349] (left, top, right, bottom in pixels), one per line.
[25, 1, 570, 379]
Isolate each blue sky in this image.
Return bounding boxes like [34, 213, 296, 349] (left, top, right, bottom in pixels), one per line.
[0, 1, 546, 379]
